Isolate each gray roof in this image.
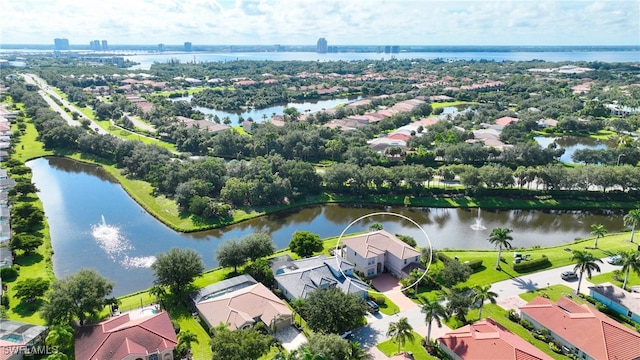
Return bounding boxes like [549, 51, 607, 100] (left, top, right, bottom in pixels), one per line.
[191, 274, 257, 303]
[589, 282, 640, 315]
[275, 255, 368, 299]
[0, 247, 11, 268]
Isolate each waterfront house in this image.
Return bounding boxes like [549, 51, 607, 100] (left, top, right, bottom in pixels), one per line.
[75, 311, 177, 360]
[191, 274, 292, 331]
[519, 296, 640, 360]
[438, 318, 552, 360]
[589, 282, 640, 323]
[340, 230, 422, 278]
[274, 254, 368, 301]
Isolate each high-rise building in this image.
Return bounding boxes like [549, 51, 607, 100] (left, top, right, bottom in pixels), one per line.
[90, 40, 102, 51]
[157, 43, 165, 52]
[316, 38, 328, 53]
[101, 40, 108, 51]
[54, 38, 70, 51]
[184, 42, 192, 52]
[391, 46, 400, 54]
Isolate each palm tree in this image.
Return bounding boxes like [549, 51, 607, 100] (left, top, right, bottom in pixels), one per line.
[421, 298, 448, 343]
[386, 317, 415, 354]
[346, 342, 369, 360]
[471, 285, 498, 319]
[590, 224, 607, 248]
[488, 228, 514, 269]
[623, 208, 640, 243]
[177, 330, 199, 357]
[571, 250, 603, 294]
[45, 324, 74, 355]
[619, 250, 640, 291]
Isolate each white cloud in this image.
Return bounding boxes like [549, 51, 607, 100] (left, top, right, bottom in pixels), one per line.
[1, 0, 638, 45]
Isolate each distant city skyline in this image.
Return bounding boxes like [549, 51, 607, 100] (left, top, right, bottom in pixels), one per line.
[2, 0, 639, 46]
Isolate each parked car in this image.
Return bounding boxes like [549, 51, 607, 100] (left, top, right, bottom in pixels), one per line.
[607, 255, 622, 265]
[366, 299, 380, 313]
[561, 271, 578, 280]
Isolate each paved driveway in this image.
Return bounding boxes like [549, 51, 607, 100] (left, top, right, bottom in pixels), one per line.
[371, 274, 419, 312]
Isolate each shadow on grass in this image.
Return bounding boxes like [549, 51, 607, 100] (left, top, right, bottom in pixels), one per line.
[15, 252, 43, 267]
[12, 298, 43, 317]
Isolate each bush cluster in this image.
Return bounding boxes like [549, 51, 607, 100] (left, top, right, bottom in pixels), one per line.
[512, 255, 551, 272]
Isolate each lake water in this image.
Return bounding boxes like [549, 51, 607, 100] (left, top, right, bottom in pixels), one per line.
[534, 136, 613, 164]
[29, 157, 625, 296]
[126, 51, 640, 70]
[170, 96, 358, 123]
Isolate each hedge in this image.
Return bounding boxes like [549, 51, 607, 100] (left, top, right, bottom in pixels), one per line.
[464, 259, 483, 271]
[512, 255, 551, 273]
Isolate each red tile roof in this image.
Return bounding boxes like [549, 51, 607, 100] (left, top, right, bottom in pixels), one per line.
[75, 311, 177, 360]
[438, 318, 551, 360]
[520, 296, 640, 360]
[495, 116, 519, 126]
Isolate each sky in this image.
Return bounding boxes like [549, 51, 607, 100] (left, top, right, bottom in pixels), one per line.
[1, 0, 638, 46]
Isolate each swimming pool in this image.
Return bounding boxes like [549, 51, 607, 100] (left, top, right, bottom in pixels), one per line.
[1, 334, 23, 343]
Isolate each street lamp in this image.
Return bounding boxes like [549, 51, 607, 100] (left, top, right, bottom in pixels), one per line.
[616, 153, 626, 166]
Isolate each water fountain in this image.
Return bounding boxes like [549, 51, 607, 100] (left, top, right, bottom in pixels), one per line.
[91, 216, 155, 268]
[470, 207, 486, 231]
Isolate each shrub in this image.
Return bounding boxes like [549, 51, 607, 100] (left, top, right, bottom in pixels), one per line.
[520, 319, 534, 331]
[512, 255, 551, 273]
[549, 341, 563, 354]
[507, 309, 520, 322]
[374, 296, 386, 306]
[464, 259, 483, 271]
[0, 267, 18, 282]
[437, 253, 454, 263]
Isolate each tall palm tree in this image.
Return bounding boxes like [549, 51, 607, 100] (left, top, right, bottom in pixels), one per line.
[421, 299, 448, 343]
[488, 228, 514, 269]
[619, 250, 640, 291]
[623, 208, 640, 243]
[386, 317, 415, 354]
[471, 285, 498, 319]
[571, 250, 603, 294]
[590, 224, 607, 248]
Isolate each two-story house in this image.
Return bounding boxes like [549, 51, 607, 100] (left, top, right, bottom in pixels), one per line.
[341, 230, 422, 278]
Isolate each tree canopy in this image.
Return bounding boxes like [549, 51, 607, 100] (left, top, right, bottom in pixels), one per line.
[289, 231, 323, 258]
[40, 269, 114, 325]
[151, 247, 204, 295]
[296, 287, 367, 335]
[209, 324, 272, 360]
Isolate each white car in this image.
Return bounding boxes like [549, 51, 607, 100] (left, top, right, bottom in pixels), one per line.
[607, 255, 622, 265]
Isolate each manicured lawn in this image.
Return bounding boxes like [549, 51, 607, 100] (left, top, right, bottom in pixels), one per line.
[519, 284, 585, 304]
[589, 269, 640, 288]
[368, 292, 400, 316]
[431, 101, 478, 110]
[377, 331, 434, 360]
[439, 233, 638, 290]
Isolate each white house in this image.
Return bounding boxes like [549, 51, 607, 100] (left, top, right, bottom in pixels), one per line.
[341, 230, 421, 278]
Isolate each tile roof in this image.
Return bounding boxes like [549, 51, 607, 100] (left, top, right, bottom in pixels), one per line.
[342, 230, 421, 260]
[438, 318, 551, 360]
[519, 296, 640, 360]
[195, 282, 292, 330]
[75, 311, 177, 360]
[495, 116, 519, 126]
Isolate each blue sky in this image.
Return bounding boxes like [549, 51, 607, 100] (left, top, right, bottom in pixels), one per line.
[1, 0, 638, 46]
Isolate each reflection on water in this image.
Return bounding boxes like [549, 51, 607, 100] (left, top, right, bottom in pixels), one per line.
[534, 136, 613, 164]
[28, 157, 625, 296]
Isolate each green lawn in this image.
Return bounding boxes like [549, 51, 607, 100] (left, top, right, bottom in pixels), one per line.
[519, 284, 585, 304]
[368, 292, 400, 316]
[589, 268, 640, 288]
[431, 101, 478, 110]
[439, 233, 638, 290]
[377, 331, 434, 360]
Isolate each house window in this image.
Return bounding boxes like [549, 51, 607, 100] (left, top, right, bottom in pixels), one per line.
[368, 269, 374, 276]
[628, 310, 633, 317]
[368, 258, 375, 265]
[404, 259, 407, 264]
